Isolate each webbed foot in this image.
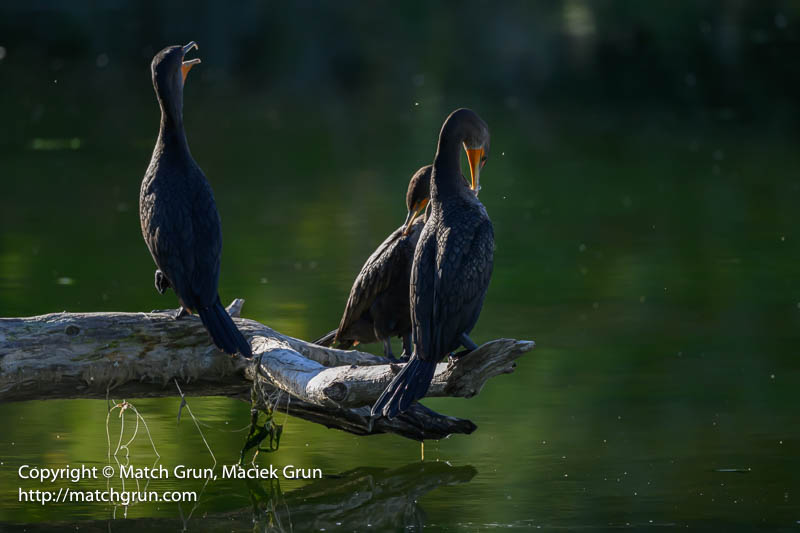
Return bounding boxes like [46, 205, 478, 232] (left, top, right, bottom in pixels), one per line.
[448, 349, 472, 364]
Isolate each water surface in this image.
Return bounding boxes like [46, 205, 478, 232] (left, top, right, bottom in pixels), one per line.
[2, 3, 800, 530]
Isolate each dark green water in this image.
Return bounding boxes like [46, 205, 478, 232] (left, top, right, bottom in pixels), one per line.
[2, 2, 800, 530]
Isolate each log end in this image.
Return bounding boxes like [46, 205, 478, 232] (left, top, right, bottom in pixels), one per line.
[323, 382, 348, 402]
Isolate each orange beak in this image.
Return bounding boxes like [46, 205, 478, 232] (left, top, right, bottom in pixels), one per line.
[402, 198, 429, 235]
[464, 144, 485, 193]
[181, 41, 201, 82]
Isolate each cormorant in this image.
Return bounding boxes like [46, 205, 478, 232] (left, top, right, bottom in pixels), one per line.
[139, 42, 252, 357]
[372, 108, 493, 418]
[315, 166, 432, 360]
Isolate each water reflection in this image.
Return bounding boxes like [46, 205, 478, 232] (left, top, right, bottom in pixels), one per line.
[1, 462, 477, 532]
[3, 1, 800, 529]
[245, 462, 476, 532]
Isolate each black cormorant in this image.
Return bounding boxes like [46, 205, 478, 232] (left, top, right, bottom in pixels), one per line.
[372, 108, 493, 418]
[315, 166, 432, 360]
[139, 42, 252, 357]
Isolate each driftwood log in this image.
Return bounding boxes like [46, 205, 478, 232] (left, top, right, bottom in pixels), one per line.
[0, 300, 534, 441]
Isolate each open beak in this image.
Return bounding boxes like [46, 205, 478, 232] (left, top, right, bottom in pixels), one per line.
[464, 144, 485, 194]
[402, 198, 429, 235]
[181, 41, 201, 82]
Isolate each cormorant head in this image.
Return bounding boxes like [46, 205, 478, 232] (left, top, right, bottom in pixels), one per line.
[440, 108, 490, 194]
[403, 165, 432, 235]
[150, 42, 201, 119]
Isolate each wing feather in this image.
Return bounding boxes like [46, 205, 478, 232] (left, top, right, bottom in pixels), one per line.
[337, 225, 410, 338]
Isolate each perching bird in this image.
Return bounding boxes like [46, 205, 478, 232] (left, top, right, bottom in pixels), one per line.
[139, 42, 252, 357]
[372, 108, 493, 418]
[315, 166, 432, 361]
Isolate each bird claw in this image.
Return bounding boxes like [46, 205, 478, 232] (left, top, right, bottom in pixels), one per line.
[154, 269, 171, 295]
[448, 349, 471, 364]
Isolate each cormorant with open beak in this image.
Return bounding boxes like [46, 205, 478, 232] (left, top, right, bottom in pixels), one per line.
[139, 42, 252, 357]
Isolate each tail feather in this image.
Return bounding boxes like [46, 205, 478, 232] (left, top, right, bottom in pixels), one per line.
[313, 328, 355, 350]
[371, 356, 437, 419]
[197, 298, 253, 357]
[313, 328, 338, 347]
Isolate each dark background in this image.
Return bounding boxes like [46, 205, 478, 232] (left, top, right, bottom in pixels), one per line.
[1, 1, 799, 530]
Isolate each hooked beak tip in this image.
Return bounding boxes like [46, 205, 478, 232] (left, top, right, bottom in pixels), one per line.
[402, 212, 413, 235]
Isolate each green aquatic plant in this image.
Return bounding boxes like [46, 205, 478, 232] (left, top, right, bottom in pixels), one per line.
[239, 389, 284, 465]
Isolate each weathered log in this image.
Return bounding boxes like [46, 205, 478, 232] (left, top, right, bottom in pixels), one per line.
[0, 300, 534, 441]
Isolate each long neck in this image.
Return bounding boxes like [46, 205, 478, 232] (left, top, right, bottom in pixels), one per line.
[155, 88, 190, 156]
[431, 129, 463, 199]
